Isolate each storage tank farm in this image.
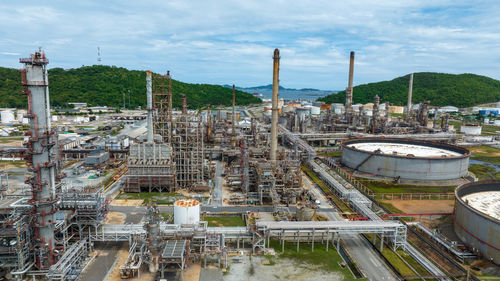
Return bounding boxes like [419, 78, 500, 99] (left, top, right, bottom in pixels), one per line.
[454, 181, 500, 264]
[341, 138, 470, 181]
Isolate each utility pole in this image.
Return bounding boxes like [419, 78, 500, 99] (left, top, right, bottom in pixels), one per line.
[128, 90, 131, 109]
[123, 92, 126, 109]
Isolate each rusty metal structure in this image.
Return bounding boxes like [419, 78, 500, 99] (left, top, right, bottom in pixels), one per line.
[0, 50, 109, 280]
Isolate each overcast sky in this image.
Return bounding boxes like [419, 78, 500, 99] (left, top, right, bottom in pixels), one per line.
[1, 1, 499, 89]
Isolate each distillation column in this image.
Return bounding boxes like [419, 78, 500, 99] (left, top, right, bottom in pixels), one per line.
[146, 70, 154, 143]
[270, 49, 280, 162]
[20, 50, 58, 269]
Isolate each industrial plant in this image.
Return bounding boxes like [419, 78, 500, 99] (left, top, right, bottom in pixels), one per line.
[0, 47, 498, 281]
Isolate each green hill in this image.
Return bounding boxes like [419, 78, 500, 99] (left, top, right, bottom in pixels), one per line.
[318, 72, 500, 108]
[0, 65, 261, 109]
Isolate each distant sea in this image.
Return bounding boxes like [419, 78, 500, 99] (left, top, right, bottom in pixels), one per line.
[232, 85, 336, 101]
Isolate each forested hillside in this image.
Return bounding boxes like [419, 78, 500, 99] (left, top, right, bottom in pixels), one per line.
[0, 65, 261, 109]
[318, 73, 500, 107]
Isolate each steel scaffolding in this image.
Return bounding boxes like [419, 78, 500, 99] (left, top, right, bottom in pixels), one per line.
[125, 142, 177, 192]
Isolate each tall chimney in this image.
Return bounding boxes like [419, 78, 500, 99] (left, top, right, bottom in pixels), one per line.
[345, 51, 355, 120]
[406, 73, 414, 121]
[270, 48, 280, 162]
[146, 70, 154, 143]
[167, 71, 173, 122]
[231, 84, 237, 148]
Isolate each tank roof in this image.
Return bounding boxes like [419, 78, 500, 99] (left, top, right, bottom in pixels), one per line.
[342, 138, 469, 159]
[346, 142, 461, 158]
[174, 199, 199, 207]
[462, 191, 500, 220]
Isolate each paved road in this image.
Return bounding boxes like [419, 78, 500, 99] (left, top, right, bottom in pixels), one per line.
[79, 242, 123, 281]
[320, 210, 397, 281]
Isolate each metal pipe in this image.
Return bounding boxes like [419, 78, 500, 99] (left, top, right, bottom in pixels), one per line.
[406, 73, 413, 121]
[270, 49, 280, 162]
[146, 70, 153, 143]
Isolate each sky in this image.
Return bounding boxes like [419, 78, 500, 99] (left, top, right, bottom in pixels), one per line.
[0, 1, 499, 90]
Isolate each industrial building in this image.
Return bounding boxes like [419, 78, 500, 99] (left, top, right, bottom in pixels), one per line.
[454, 180, 500, 264]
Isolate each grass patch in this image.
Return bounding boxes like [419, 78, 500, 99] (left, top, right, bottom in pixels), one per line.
[0, 137, 23, 144]
[481, 125, 500, 136]
[359, 179, 455, 194]
[469, 164, 500, 180]
[396, 249, 429, 276]
[263, 255, 276, 266]
[317, 151, 342, 157]
[267, 239, 361, 280]
[160, 212, 172, 222]
[0, 160, 26, 168]
[118, 192, 179, 205]
[379, 202, 404, 214]
[202, 216, 245, 227]
[365, 234, 428, 278]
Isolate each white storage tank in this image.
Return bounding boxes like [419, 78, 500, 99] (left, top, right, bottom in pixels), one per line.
[310, 106, 321, 115]
[1, 110, 15, 124]
[494, 120, 500, 127]
[296, 107, 310, 119]
[174, 199, 200, 225]
[460, 125, 482, 135]
[484, 118, 490, 125]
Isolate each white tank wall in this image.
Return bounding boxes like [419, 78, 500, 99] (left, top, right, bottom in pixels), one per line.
[1, 111, 14, 124]
[460, 125, 482, 135]
[174, 201, 200, 225]
[494, 120, 500, 127]
[310, 106, 320, 115]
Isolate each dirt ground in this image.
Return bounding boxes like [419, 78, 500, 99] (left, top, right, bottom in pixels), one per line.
[382, 199, 455, 213]
[184, 263, 201, 281]
[111, 199, 144, 207]
[105, 212, 126, 224]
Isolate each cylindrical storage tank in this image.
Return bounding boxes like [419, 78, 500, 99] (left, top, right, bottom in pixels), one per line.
[460, 125, 482, 135]
[174, 199, 200, 225]
[341, 138, 470, 181]
[296, 107, 310, 119]
[1, 110, 14, 124]
[494, 120, 500, 127]
[282, 105, 295, 113]
[310, 106, 320, 115]
[454, 181, 500, 264]
[484, 118, 490, 125]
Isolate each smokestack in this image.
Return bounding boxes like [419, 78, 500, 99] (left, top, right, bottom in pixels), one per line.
[345, 51, 355, 120]
[270, 48, 280, 162]
[406, 73, 413, 121]
[182, 94, 187, 114]
[167, 71, 173, 122]
[231, 84, 237, 148]
[146, 70, 153, 143]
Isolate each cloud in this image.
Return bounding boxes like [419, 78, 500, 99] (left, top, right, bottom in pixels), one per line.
[0, 0, 499, 89]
